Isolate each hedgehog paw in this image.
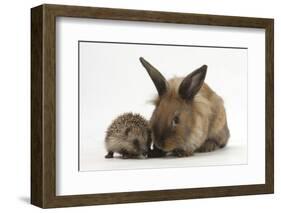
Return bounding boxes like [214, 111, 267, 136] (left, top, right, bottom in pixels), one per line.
[105, 152, 114, 158]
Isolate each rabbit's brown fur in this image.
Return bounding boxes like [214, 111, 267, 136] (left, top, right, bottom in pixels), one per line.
[140, 57, 230, 157]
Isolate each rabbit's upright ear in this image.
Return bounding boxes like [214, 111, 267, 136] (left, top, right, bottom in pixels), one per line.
[179, 65, 207, 100]
[139, 57, 167, 96]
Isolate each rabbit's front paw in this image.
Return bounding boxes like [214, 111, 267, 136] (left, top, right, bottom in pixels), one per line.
[173, 149, 193, 157]
[197, 139, 220, 152]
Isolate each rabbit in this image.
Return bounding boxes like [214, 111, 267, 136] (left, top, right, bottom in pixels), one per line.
[139, 57, 230, 157]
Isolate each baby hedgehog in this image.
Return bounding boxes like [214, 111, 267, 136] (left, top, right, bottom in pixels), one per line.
[105, 113, 151, 159]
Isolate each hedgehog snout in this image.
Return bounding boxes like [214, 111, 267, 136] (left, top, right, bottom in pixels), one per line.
[142, 151, 148, 158]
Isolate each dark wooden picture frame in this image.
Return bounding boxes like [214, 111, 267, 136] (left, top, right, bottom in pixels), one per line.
[31, 4, 274, 208]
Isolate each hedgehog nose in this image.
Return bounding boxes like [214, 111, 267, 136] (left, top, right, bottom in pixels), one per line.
[155, 141, 164, 149]
[142, 151, 148, 158]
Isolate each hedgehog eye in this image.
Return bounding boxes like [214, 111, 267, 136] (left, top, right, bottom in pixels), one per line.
[133, 139, 139, 144]
[172, 115, 180, 127]
[124, 127, 131, 136]
[133, 139, 140, 151]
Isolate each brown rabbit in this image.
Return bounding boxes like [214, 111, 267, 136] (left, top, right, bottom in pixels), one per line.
[140, 57, 230, 157]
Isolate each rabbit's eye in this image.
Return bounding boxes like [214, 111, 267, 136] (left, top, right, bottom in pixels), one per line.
[172, 116, 180, 126]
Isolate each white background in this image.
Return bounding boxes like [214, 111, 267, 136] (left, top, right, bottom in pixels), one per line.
[79, 42, 248, 171]
[0, 0, 280, 212]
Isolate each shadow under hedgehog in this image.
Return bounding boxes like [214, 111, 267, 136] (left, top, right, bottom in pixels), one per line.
[139, 57, 230, 157]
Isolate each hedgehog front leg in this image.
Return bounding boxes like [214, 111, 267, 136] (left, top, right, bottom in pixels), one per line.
[105, 151, 114, 158]
[119, 149, 129, 159]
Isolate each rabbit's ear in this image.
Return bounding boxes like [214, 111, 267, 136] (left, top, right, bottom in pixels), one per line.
[179, 65, 207, 100]
[139, 57, 167, 96]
